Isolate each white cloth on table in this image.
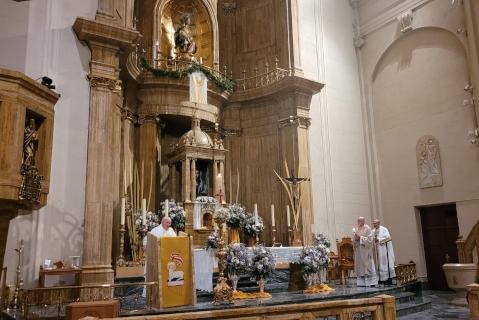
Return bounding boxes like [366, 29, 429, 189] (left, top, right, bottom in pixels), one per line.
[194, 249, 217, 292]
[373, 225, 396, 281]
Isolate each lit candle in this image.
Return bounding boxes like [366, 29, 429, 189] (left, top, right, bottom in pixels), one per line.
[142, 198, 147, 226]
[165, 199, 169, 218]
[286, 205, 291, 227]
[254, 203, 258, 225]
[155, 40, 159, 60]
[271, 204, 275, 227]
[120, 197, 125, 225]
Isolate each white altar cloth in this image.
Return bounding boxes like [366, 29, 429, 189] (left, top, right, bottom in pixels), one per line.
[193, 247, 302, 292]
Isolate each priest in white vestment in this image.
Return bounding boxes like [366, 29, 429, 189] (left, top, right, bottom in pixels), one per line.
[143, 216, 177, 249]
[353, 217, 378, 287]
[372, 219, 396, 284]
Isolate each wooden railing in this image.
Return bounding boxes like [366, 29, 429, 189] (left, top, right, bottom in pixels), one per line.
[2, 282, 157, 319]
[118, 294, 397, 320]
[395, 262, 417, 284]
[456, 221, 479, 263]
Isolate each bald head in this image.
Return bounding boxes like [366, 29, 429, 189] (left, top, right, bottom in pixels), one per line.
[161, 216, 172, 230]
[357, 216, 365, 227]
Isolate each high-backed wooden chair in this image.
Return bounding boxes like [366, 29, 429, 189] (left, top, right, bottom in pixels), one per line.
[336, 237, 354, 285]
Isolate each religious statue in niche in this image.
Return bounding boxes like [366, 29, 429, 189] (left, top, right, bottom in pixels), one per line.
[175, 13, 197, 60]
[416, 135, 443, 188]
[196, 164, 209, 196]
[23, 118, 39, 167]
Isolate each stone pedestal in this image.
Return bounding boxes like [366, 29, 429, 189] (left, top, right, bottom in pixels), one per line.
[467, 283, 479, 319]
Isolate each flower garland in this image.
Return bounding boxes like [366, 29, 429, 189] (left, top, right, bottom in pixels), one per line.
[250, 245, 275, 280]
[140, 57, 235, 92]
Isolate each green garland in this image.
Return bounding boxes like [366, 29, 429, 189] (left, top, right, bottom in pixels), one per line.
[140, 57, 235, 92]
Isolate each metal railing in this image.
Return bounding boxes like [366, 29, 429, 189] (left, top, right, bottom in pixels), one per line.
[236, 58, 290, 91]
[395, 262, 417, 284]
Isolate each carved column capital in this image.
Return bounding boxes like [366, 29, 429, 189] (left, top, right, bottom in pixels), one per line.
[87, 74, 117, 90]
[278, 115, 311, 129]
[137, 114, 158, 125]
[121, 108, 138, 123]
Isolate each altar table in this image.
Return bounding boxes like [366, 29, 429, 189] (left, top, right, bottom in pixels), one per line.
[194, 247, 303, 292]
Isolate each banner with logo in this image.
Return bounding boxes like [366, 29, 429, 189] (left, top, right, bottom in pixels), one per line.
[159, 236, 194, 308]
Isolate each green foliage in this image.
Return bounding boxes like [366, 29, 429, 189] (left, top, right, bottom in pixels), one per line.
[140, 57, 235, 92]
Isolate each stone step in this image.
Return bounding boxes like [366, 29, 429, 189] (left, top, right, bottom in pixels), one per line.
[390, 291, 417, 304]
[396, 297, 432, 317]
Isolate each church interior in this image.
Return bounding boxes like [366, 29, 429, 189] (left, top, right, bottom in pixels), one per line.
[1, 0, 479, 319]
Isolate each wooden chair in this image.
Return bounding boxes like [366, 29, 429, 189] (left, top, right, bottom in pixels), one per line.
[336, 237, 354, 285]
[327, 251, 339, 282]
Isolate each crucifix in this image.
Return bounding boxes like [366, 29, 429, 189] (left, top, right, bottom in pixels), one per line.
[215, 188, 224, 204]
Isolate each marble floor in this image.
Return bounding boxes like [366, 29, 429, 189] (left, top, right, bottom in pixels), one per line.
[398, 290, 470, 319]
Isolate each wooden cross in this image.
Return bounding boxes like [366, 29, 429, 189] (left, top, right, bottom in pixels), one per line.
[216, 188, 224, 204]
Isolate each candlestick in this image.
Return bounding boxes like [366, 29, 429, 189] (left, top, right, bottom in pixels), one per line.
[165, 199, 169, 218]
[120, 197, 126, 225]
[254, 203, 258, 224]
[286, 205, 291, 227]
[142, 198, 147, 226]
[271, 204, 275, 227]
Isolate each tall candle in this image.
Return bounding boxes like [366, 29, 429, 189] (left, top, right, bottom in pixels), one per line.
[120, 197, 126, 225]
[271, 204, 275, 227]
[286, 205, 291, 227]
[254, 203, 258, 225]
[142, 198, 147, 226]
[155, 40, 159, 59]
[165, 199, 169, 218]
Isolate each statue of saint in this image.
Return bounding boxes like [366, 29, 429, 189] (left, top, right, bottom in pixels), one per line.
[175, 13, 197, 59]
[23, 118, 39, 167]
[196, 168, 208, 196]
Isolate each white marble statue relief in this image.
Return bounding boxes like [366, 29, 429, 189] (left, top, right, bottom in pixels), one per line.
[416, 135, 443, 188]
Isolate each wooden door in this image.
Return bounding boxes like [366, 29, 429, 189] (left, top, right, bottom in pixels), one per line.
[420, 204, 459, 290]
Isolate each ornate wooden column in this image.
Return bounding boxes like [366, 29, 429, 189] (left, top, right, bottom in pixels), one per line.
[171, 163, 177, 200]
[191, 158, 196, 200]
[137, 114, 158, 210]
[213, 160, 218, 197]
[73, 17, 139, 284]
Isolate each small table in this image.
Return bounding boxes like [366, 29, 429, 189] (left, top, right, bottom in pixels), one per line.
[39, 267, 82, 288]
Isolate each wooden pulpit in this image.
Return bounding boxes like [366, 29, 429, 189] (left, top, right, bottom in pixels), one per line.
[146, 234, 196, 309]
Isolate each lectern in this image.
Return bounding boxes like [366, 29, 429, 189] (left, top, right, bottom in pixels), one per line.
[146, 234, 196, 308]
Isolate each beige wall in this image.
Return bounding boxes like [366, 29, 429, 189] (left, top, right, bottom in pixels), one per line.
[357, 0, 479, 277]
[299, 0, 372, 248]
[0, 0, 97, 286]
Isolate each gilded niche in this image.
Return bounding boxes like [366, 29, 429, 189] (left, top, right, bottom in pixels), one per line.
[159, 0, 213, 66]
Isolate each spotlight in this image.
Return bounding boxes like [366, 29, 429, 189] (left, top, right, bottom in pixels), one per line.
[41, 76, 55, 90]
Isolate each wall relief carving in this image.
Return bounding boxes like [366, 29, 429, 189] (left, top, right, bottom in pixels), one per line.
[416, 135, 443, 189]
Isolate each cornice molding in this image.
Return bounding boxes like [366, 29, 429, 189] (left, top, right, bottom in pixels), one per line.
[360, 0, 432, 37]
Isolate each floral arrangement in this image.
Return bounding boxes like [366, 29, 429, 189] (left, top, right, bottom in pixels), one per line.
[226, 203, 246, 228]
[214, 207, 229, 222]
[299, 233, 331, 275]
[196, 196, 217, 204]
[159, 200, 186, 231]
[242, 213, 264, 237]
[224, 243, 249, 275]
[206, 231, 221, 250]
[314, 233, 331, 248]
[250, 245, 275, 280]
[134, 210, 159, 232]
